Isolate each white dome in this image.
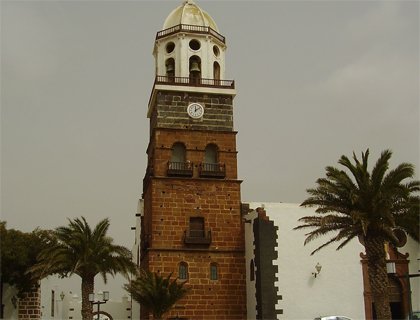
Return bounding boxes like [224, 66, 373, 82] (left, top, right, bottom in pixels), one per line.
[163, 0, 219, 32]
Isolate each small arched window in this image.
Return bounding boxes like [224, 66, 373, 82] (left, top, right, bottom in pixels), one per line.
[210, 263, 218, 280]
[204, 144, 218, 164]
[171, 142, 186, 163]
[179, 262, 188, 280]
[213, 61, 220, 82]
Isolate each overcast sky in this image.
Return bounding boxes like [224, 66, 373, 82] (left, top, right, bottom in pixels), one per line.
[1, 0, 419, 298]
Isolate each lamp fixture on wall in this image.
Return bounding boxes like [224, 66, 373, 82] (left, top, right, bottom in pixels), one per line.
[312, 262, 322, 278]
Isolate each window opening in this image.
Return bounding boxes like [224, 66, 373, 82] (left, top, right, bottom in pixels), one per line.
[166, 42, 175, 54]
[204, 144, 218, 164]
[51, 290, 55, 317]
[189, 55, 201, 83]
[179, 262, 188, 280]
[189, 39, 201, 51]
[210, 263, 218, 280]
[189, 217, 205, 238]
[166, 58, 175, 79]
[213, 61, 220, 81]
[213, 45, 220, 57]
[171, 143, 186, 163]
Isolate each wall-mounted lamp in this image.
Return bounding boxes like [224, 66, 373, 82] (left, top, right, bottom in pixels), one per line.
[60, 291, 65, 301]
[312, 262, 322, 278]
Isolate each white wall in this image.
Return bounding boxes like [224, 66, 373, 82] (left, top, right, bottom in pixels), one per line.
[244, 209, 258, 320]
[40, 278, 132, 320]
[246, 202, 366, 320]
[406, 240, 420, 312]
[2, 284, 18, 319]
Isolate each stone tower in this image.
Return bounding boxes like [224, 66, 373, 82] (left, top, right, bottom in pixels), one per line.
[139, 1, 246, 318]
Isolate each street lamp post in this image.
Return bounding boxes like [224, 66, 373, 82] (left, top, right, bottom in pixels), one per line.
[88, 291, 109, 320]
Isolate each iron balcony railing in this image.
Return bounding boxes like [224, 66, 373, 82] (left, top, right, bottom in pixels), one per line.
[155, 76, 235, 89]
[183, 229, 212, 245]
[156, 24, 225, 43]
[199, 162, 226, 178]
[167, 161, 193, 177]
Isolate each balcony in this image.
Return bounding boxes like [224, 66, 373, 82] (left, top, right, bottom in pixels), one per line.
[199, 163, 226, 178]
[183, 229, 212, 245]
[155, 76, 235, 89]
[156, 24, 225, 43]
[167, 161, 193, 177]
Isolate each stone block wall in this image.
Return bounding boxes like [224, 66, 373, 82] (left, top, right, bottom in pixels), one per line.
[140, 171, 246, 319]
[150, 91, 234, 132]
[145, 179, 243, 250]
[147, 251, 246, 320]
[18, 285, 41, 320]
[148, 128, 238, 180]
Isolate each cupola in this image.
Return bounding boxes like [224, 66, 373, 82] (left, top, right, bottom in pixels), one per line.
[163, 0, 219, 32]
[153, 0, 227, 82]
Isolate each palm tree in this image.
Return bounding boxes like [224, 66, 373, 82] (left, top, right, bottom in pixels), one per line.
[31, 217, 136, 320]
[295, 149, 419, 320]
[124, 269, 188, 320]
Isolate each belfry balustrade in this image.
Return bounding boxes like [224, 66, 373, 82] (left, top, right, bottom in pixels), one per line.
[156, 24, 225, 43]
[155, 75, 235, 89]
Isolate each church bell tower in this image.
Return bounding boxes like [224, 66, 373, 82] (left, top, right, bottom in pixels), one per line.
[140, 1, 246, 318]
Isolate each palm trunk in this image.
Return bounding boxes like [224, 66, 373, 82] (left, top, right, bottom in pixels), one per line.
[365, 236, 392, 320]
[81, 275, 94, 320]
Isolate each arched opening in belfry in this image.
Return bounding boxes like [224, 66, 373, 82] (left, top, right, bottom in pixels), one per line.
[213, 61, 220, 82]
[204, 144, 218, 164]
[189, 55, 201, 83]
[171, 142, 186, 163]
[166, 58, 175, 79]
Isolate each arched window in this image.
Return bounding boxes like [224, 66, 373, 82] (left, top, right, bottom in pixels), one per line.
[213, 61, 220, 82]
[199, 143, 225, 178]
[179, 262, 188, 280]
[166, 58, 175, 79]
[171, 142, 186, 163]
[168, 142, 192, 177]
[204, 144, 218, 164]
[210, 263, 218, 280]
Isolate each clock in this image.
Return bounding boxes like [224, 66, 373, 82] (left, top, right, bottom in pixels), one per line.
[187, 103, 204, 119]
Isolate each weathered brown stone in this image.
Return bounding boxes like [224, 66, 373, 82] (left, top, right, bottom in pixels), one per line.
[18, 284, 41, 320]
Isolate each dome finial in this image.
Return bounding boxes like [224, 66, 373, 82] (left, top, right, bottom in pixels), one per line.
[186, 0, 195, 3]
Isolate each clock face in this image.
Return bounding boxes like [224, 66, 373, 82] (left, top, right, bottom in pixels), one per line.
[187, 103, 204, 119]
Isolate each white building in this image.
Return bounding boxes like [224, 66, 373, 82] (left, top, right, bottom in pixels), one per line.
[38, 278, 132, 320]
[244, 202, 420, 320]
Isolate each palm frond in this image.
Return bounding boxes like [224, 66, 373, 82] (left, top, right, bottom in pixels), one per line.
[297, 149, 419, 256]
